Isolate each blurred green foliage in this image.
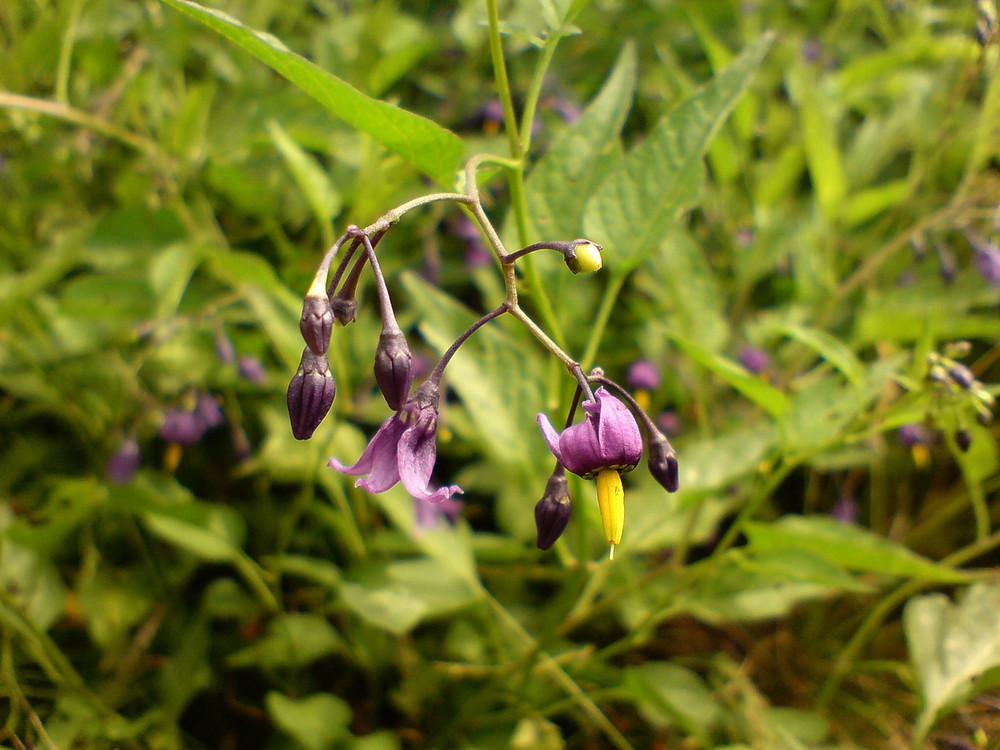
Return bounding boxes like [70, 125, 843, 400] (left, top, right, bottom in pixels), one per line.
[1, 0, 999, 748]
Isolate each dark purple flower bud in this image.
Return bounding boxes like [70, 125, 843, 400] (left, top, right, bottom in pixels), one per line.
[287, 348, 336, 440]
[107, 438, 141, 483]
[897, 423, 929, 447]
[330, 294, 358, 326]
[196, 392, 225, 429]
[537, 388, 642, 479]
[955, 429, 972, 452]
[160, 410, 207, 446]
[238, 355, 267, 384]
[300, 294, 334, 355]
[374, 328, 414, 411]
[948, 364, 976, 390]
[627, 359, 661, 391]
[831, 496, 857, 525]
[647, 431, 679, 493]
[738, 346, 770, 374]
[215, 331, 236, 364]
[534, 471, 572, 550]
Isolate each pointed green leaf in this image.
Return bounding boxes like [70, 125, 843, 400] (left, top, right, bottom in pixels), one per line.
[746, 516, 971, 583]
[525, 43, 636, 240]
[266, 692, 352, 750]
[157, 0, 464, 186]
[670, 333, 790, 418]
[267, 120, 341, 228]
[583, 34, 772, 271]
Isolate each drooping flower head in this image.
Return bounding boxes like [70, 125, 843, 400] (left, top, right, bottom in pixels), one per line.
[329, 381, 462, 504]
[537, 388, 642, 557]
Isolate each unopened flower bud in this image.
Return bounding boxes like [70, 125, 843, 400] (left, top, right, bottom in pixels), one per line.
[374, 328, 413, 411]
[300, 294, 334, 355]
[534, 471, 572, 550]
[330, 294, 358, 326]
[287, 348, 336, 440]
[563, 240, 603, 274]
[647, 431, 679, 492]
[948, 364, 976, 390]
[955, 428, 972, 452]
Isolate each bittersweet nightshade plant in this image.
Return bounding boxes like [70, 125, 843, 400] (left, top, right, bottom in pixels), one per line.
[287, 156, 678, 556]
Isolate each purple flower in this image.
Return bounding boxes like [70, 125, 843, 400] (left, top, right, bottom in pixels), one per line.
[627, 359, 661, 391]
[415, 495, 463, 531]
[738, 346, 771, 374]
[107, 438, 141, 483]
[329, 382, 462, 503]
[196, 392, 225, 428]
[974, 246, 1000, 285]
[160, 409, 207, 446]
[238, 355, 267, 384]
[537, 388, 642, 555]
[831, 496, 857, 525]
[537, 388, 642, 479]
[656, 410, 682, 437]
[897, 423, 929, 447]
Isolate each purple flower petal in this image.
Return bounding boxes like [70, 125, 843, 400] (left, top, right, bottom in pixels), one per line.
[536, 414, 564, 463]
[328, 413, 406, 487]
[593, 388, 642, 469]
[397, 416, 463, 503]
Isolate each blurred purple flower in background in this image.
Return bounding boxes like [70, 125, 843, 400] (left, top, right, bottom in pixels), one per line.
[238, 355, 267, 384]
[415, 495, 463, 531]
[626, 359, 661, 391]
[107, 437, 141, 483]
[831, 496, 857, 525]
[656, 410, 682, 437]
[738, 346, 771, 374]
[897, 423, 929, 447]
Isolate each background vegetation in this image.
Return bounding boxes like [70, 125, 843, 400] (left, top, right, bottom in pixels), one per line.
[2, 0, 1000, 748]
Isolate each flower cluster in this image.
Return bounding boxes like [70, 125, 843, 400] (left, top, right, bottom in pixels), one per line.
[287, 166, 678, 556]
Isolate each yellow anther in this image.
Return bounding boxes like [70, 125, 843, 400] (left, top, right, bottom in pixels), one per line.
[596, 469, 624, 554]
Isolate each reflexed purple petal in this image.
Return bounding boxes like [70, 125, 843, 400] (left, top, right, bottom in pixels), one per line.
[397, 418, 462, 502]
[328, 413, 405, 481]
[415, 496, 463, 530]
[593, 388, 642, 469]
[536, 414, 564, 463]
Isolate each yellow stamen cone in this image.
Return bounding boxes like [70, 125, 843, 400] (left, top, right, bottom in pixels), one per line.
[596, 469, 625, 557]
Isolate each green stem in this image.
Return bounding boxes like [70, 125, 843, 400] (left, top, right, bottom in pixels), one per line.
[55, 0, 84, 104]
[484, 594, 634, 750]
[520, 35, 562, 153]
[580, 272, 626, 370]
[485, 0, 524, 162]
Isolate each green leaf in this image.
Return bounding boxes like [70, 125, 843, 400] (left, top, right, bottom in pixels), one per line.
[766, 323, 865, 390]
[339, 558, 480, 635]
[583, 34, 773, 270]
[787, 66, 846, 221]
[745, 516, 970, 583]
[266, 692, 352, 750]
[905, 583, 1000, 743]
[524, 43, 636, 240]
[623, 662, 721, 745]
[228, 613, 343, 669]
[266, 119, 341, 229]
[157, 0, 464, 186]
[670, 333, 790, 418]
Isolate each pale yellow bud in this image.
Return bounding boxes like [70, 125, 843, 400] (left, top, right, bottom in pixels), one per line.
[566, 241, 603, 274]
